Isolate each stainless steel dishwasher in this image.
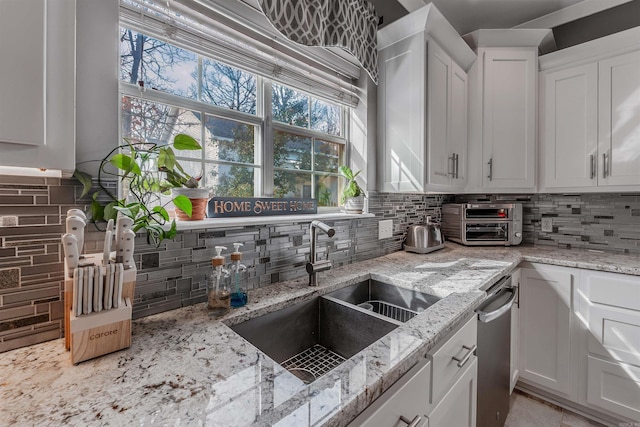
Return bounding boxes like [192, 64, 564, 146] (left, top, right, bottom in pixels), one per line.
[476, 275, 517, 427]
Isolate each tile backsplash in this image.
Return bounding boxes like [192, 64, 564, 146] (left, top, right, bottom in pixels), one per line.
[1, 177, 639, 353]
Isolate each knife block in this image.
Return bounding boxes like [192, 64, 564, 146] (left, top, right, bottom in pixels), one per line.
[63, 253, 137, 364]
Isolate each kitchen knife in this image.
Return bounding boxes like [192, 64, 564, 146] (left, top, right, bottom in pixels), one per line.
[66, 216, 86, 256]
[104, 263, 114, 310]
[115, 216, 134, 263]
[106, 218, 115, 234]
[62, 233, 79, 277]
[121, 229, 136, 270]
[113, 263, 124, 309]
[66, 209, 87, 222]
[103, 230, 112, 266]
[93, 265, 103, 313]
[83, 266, 93, 315]
[74, 267, 83, 317]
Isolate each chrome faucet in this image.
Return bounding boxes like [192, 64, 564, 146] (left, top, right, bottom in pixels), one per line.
[306, 220, 335, 286]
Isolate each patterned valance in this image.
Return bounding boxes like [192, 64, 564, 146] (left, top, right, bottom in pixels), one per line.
[258, 0, 379, 84]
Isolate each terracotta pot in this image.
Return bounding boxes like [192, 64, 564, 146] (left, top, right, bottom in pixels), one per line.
[171, 188, 210, 221]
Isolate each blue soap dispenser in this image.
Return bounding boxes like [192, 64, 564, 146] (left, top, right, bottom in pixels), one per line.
[230, 243, 248, 308]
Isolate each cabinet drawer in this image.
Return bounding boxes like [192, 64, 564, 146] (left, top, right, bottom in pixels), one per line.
[350, 359, 431, 427]
[580, 270, 640, 312]
[428, 315, 477, 404]
[585, 303, 640, 367]
[587, 355, 640, 421]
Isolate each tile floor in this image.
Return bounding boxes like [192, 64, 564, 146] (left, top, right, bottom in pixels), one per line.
[504, 391, 607, 427]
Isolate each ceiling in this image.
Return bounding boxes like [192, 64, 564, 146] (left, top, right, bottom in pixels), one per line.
[372, 0, 585, 34]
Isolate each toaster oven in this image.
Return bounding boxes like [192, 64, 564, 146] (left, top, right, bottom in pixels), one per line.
[441, 203, 523, 246]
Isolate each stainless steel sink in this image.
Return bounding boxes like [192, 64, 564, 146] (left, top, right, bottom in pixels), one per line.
[327, 279, 441, 322]
[230, 280, 440, 384]
[230, 295, 398, 383]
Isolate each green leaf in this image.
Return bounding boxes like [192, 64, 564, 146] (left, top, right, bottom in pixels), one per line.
[158, 147, 176, 172]
[73, 170, 93, 198]
[103, 201, 119, 221]
[173, 194, 193, 217]
[173, 134, 202, 150]
[114, 206, 135, 218]
[110, 154, 141, 176]
[166, 220, 178, 240]
[339, 165, 354, 180]
[152, 205, 170, 222]
[91, 200, 104, 222]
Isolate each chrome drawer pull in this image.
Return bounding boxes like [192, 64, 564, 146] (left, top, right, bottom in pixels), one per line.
[399, 415, 422, 427]
[451, 344, 477, 368]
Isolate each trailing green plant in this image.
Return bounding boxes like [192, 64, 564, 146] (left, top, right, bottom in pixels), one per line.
[73, 133, 203, 247]
[338, 165, 364, 205]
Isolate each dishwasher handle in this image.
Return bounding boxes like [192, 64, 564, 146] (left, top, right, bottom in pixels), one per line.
[477, 287, 516, 323]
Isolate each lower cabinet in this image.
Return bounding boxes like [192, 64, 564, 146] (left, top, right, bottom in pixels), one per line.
[350, 316, 477, 426]
[519, 264, 576, 399]
[518, 263, 640, 424]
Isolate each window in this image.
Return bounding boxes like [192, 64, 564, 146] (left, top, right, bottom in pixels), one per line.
[119, 27, 347, 208]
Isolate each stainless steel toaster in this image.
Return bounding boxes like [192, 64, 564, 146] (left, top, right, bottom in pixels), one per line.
[404, 218, 445, 254]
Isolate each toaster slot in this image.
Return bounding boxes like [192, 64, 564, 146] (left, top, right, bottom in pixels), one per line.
[465, 223, 509, 241]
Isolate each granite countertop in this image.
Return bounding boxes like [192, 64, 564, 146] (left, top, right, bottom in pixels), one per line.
[1, 243, 639, 427]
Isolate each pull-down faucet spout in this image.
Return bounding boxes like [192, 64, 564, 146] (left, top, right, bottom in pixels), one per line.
[306, 220, 335, 286]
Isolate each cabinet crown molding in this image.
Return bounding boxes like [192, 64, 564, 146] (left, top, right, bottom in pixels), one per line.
[463, 29, 554, 52]
[377, 3, 476, 71]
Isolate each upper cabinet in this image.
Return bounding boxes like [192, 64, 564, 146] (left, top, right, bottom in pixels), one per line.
[465, 30, 551, 193]
[0, 0, 76, 172]
[540, 28, 640, 192]
[377, 4, 475, 194]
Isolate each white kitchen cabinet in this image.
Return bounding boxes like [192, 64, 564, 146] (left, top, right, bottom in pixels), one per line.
[541, 63, 598, 189]
[481, 49, 537, 191]
[377, 4, 475, 194]
[0, 0, 76, 172]
[577, 270, 640, 421]
[349, 359, 430, 427]
[350, 315, 477, 427]
[427, 358, 477, 427]
[510, 268, 521, 394]
[519, 264, 576, 399]
[598, 50, 640, 187]
[539, 28, 640, 192]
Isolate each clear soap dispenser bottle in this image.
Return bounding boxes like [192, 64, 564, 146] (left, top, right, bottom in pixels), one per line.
[230, 243, 248, 308]
[207, 246, 230, 317]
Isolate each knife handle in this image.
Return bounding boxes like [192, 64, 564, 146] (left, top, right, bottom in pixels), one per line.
[121, 229, 136, 270]
[66, 209, 87, 222]
[62, 233, 79, 276]
[66, 216, 86, 255]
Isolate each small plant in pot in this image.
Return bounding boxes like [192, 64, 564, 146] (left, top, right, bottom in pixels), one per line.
[339, 165, 365, 214]
[74, 133, 207, 246]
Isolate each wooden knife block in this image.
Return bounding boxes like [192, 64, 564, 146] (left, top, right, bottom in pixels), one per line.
[63, 253, 136, 364]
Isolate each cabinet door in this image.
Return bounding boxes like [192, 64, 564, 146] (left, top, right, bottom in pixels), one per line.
[428, 358, 477, 427]
[0, 0, 46, 146]
[449, 60, 468, 189]
[349, 359, 430, 427]
[427, 40, 452, 188]
[598, 50, 640, 187]
[519, 265, 574, 398]
[379, 33, 426, 192]
[542, 63, 598, 189]
[482, 49, 536, 190]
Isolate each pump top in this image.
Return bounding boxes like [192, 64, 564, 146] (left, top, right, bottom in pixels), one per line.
[231, 243, 243, 261]
[212, 246, 227, 266]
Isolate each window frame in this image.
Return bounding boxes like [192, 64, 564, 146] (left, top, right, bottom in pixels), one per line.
[118, 27, 350, 210]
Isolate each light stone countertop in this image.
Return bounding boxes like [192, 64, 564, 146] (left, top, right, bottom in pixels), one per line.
[1, 243, 639, 426]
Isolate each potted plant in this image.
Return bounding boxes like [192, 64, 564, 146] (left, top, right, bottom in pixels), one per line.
[74, 133, 206, 246]
[339, 165, 365, 214]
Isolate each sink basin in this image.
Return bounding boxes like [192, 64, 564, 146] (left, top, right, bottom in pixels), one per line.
[327, 279, 441, 322]
[230, 295, 398, 383]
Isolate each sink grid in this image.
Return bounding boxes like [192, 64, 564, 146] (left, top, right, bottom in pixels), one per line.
[281, 344, 346, 384]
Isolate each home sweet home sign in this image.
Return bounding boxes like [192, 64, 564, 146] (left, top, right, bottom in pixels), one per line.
[207, 197, 317, 218]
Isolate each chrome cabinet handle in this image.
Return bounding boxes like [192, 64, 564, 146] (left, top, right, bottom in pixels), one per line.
[455, 153, 459, 179]
[448, 154, 456, 177]
[451, 344, 477, 368]
[603, 153, 608, 178]
[399, 415, 422, 427]
[487, 158, 493, 181]
[589, 154, 595, 179]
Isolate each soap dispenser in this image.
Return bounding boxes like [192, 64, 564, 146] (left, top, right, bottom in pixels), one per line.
[207, 246, 230, 317]
[230, 243, 248, 308]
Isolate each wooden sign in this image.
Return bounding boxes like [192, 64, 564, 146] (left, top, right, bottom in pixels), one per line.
[207, 197, 317, 217]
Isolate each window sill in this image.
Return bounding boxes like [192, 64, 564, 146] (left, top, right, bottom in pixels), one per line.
[172, 212, 375, 231]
